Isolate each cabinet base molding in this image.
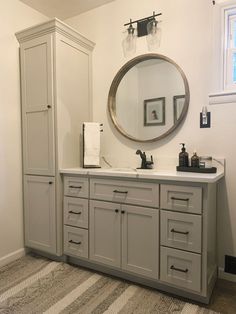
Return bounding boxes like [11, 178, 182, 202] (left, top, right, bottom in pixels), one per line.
[0, 248, 26, 268]
[67, 256, 213, 304]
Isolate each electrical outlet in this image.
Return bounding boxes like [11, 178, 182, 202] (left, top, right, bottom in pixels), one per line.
[200, 112, 211, 128]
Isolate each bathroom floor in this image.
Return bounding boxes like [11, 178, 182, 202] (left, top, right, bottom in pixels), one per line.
[206, 279, 236, 313]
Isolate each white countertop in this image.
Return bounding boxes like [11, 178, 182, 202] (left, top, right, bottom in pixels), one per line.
[60, 166, 224, 183]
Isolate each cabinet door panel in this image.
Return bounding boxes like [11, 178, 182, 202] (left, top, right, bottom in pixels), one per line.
[20, 35, 55, 175]
[24, 175, 56, 254]
[89, 200, 121, 268]
[122, 205, 159, 279]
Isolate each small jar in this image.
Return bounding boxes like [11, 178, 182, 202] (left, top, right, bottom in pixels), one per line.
[199, 156, 212, 168]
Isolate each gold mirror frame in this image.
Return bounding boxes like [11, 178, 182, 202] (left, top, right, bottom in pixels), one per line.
[108, 54, 190, 143]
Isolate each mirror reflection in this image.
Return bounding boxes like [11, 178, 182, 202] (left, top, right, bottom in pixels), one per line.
[108, 54, 189, 142]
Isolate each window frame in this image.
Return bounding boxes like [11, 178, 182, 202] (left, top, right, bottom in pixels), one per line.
[223, 5, 236, 91]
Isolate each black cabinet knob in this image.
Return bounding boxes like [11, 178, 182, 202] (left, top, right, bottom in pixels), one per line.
[121, 210, 125, 214]
[115, 209, 119, 213]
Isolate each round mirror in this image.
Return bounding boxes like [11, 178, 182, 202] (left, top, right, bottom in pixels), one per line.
[108, 54, 190, 142]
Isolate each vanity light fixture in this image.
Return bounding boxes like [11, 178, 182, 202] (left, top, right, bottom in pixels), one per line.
[123, 11, 162, 57]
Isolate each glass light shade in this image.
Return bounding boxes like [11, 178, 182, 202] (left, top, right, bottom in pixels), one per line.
[146, 20, 161, 51]
[122, 25, 137, 58]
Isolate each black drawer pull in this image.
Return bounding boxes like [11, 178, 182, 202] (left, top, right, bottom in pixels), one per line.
[113, 190, 128, 194]
[115, 209, 119, 213]
[69, 211, 82, 215]
[121, 210, 125, 214]
[69, 240, 81, 245]
[69, 185, 82, 189]
[171, 197, 189, 202]
[170, 228, 189, 235]
[49, 181, 53, 185]
[47, 105, 52, 109]
[170, 265, 188, 273]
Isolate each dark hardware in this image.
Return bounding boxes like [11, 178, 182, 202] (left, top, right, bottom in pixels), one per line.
[171, 228, 189, 235]
[171, 197, 189, 202]
[170, 265, 188, 273]
[49, 181, 53, 184]
[136, 150, 154, 169]
[69, 211, 82, 215]
[47, 105, 51, 109]
[69, 240, 81, 245]
[124, 12, 162, 37]
[115, 209, 119, 213]
[69, 185, 82, 189]
[121, 210, 125, 214]
[113, 190, 128, 194]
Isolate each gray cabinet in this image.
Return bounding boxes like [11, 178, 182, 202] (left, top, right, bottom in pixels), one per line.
[24, 175, 56, 254]
[89, 200, 159, 279]
[20, 35, 55, 176]
[62, 173, 219, 303]
[16, 19, 94, 255]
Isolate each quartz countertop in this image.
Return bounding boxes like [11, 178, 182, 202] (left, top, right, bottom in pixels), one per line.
[60, 166, 224, 183]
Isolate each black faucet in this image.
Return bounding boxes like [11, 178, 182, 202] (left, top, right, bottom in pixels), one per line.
[136, 150, 154, 169]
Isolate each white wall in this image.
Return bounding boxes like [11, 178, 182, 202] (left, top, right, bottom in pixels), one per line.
[0, 1, 47, 264]
[66, 0, 236, 269]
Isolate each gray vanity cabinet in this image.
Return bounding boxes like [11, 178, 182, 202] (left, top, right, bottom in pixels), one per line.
[24, 175, 56, 254]
[89, 200, 159, 279]
[16, 19, 94, 256]
[62, 172, 222, 303]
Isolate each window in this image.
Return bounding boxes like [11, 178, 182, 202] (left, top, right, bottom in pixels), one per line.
[209, 1, 236, 104]
[224, 6, 236, 90]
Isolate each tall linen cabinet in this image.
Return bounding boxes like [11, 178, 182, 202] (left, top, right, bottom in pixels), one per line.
[16, 19, 95, 255]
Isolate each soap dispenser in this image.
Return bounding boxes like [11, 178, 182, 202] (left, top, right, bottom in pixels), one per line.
[179, 143, 189, 167]
[191, 151, 200, 168]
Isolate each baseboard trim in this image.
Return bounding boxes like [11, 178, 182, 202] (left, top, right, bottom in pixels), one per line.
[218, 267, 236, 282]
[0, 248, 26, 268]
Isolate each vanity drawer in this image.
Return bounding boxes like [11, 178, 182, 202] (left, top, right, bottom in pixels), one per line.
[160, 247, 201, 292]
[64, 225, 88, 258]
[64, 176, 89, 198]
[160, 210, 202, 253]
[64, 197, 88, 229]
[90, 178, 159, 207]
[160, 184, 202, 214]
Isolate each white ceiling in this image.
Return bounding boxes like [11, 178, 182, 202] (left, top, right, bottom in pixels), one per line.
[19, 0, 115, 20]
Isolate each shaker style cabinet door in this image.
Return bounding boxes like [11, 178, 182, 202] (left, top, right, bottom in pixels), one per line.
[24, 175, 56, 254]
[20, 35, 55, 175]
[89, 200, 121, 268]
[121, 205, 159, 279]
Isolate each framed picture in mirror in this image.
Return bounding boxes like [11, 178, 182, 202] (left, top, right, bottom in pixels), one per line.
[174, 95, 185, 123]
[144, 97, 165, 126]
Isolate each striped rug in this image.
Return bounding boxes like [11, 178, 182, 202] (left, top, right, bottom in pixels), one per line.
[0, 254, 218, 314]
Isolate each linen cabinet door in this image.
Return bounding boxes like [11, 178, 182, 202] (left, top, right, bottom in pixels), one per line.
[90, 200, 121, 268]
[24, 175, 56, 254]
[121, 205, 159, 279]
[20, 35, 55, 175]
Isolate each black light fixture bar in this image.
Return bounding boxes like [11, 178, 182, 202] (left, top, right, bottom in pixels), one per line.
[124, 12, 162, 27]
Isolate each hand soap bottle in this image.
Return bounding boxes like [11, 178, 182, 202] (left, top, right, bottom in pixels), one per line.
[179, 143, 189, 167]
